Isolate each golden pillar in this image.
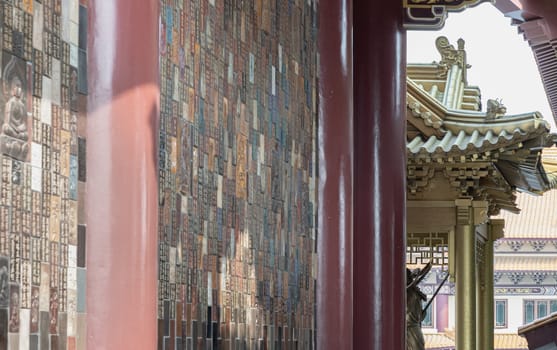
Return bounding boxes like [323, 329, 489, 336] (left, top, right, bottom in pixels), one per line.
[476, 224, 493, 350]
[455, 199, 476, 350]
[477, 219, 504, 350]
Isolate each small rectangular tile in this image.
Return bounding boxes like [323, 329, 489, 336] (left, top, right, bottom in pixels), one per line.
[70, 0, 80, 24]
[76, 313, 86, 349]
[77, 49, 87, 94]
[77, 225, 85, 268]
[67, 336, 76, 350]
[69, 43, 78, 68]
[8, 333, 18, 350]
[76, 268, 85, 312]
[29, 335, 38, 350]
[19, 309, 30, 349]
[78, 6, 86, 50]
[59, 312, 68, 348]
[51, 58, 61, 105]
[0, 309, 7, 349]
[41, 77, 52, 125]
[30, 286, 39, 333]
[32, 3, 43, 50]
[39, 311, 49, 349]
[50, 335, 59, 350]
[77, 181, 85, 225]
[0, 256, 8, 307]
[77, 138, 85, 182]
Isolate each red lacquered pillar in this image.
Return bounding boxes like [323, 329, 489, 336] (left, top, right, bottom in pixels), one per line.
[353, 0, 407, 349]
[317, 0, 353, 349]
[87, 1, 159, 349]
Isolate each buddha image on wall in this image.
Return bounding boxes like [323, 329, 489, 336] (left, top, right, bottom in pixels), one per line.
[0, 53, 30, 161]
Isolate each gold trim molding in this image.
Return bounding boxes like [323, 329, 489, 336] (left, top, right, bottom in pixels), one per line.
[403, 0, 493, 30]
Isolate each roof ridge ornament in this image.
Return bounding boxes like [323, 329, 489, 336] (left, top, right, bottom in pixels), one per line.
[485, 99, 507, 120]
[436, 36, 471, 83]
[403, 0, 494, 30]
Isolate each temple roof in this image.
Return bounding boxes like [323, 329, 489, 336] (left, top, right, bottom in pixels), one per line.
[495, 188, 557, 238]
[407, 37, 557, 214]
[495, 256, 557, 272]
[424, 333, 528, 350]
[424, 333, 454, 350]
[493, 333, 529, 350]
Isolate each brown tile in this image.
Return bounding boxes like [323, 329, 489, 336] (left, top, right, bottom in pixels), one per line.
[50, 335, 59, 350]
[158, 319, 164, 350]
[50, 195, 61, 242]
[8, 284, 19, 332]
[0, 309, 7, 349]
[77, 138, 86, 182]
[30, 286, 39, 332]
[77, 110, 86, 139]
[169, 320, 175, 349]
[67, 336, 76, 350]
[176, 302, 183, 329]
[49, 287, 59, 334]
[77, 181, 86, 225]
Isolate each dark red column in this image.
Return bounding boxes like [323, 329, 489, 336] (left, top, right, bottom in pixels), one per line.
[317, 0, 353, 349]
[87, 1, 159, 348]
[353, 0, 407, 349]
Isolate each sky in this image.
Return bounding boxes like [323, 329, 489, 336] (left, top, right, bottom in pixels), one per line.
[407, 3, 557, 131]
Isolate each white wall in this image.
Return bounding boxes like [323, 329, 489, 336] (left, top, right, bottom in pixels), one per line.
[494, 295, 557, 333]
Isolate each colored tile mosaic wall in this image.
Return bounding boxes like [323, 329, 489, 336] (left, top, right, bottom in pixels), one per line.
[159, 0, 318, 348]
[0, 0, 88, 348]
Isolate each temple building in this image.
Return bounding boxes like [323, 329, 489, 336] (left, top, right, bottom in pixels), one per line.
[405, 34, 556, 350]
[1, 0, 557, 349]
[419, 163, 557, 350]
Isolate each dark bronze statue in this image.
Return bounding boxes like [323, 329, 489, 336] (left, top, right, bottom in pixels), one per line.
[406, 262, 431, 350]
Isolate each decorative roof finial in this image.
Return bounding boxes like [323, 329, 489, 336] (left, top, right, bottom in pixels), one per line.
[485, 99, 507, 120]
[435, 36, 471, 83]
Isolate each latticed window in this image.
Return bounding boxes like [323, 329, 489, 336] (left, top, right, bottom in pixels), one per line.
[523, 300, 557, 324]
[495, 300, 507, 328]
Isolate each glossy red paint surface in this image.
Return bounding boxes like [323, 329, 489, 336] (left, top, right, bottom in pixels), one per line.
[87, 1, 159, 349]
[520, 0, 557, 39]
[353, 0, 407, 348]
[495, 0, 557, 39]
[317, 0, 353, 349]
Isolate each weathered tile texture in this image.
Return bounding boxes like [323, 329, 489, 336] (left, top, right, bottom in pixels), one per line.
[0, 0, 87, 348]
[158, 0, 318, 348]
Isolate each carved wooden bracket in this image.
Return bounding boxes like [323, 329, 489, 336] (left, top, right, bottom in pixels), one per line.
[403, 0, 493, 30]
[455, 198, 472, 225]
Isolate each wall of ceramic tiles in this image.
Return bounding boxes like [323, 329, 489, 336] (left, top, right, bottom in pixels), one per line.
[158, 0, 318, 348]
[0, 0, 88, 348]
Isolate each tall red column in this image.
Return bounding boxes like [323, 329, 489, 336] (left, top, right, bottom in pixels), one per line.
[353, 1, 407, 349]
[87, 1, 159, 348]
[317, 0, 353, 349]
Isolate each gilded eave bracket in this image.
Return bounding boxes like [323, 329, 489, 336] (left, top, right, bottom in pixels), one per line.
[403, 0, 494, 30]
